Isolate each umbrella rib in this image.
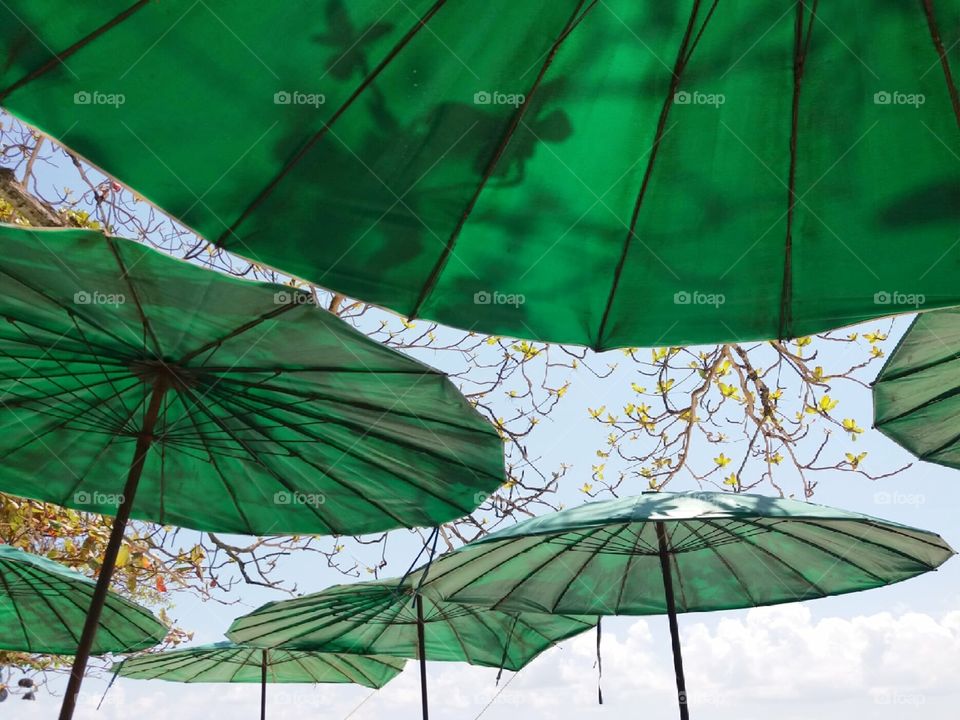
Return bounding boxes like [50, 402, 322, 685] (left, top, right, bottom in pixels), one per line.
[486, 528, 615, 612]
[550, 524, 633, 614]
[682, 521, 758, 606]
[0, 264, 145, 355]
[790, 520, 945, 569]
[213, 0, 451, 247]
[613, 523, 648, 612]
[219, 374, 494, 438]
[327, 652, 380, 688]
[104, 237, 163, 357]
[0, 1, 151, 100]
[441, 602, 483, 665]
[11, 561, 127, 650]
[198, 389, 423, 530]
[698, 518, 828, 597]
[407, 0, 599, 319]
[176, 305, 296, 365]
[739, 518, 889, 585]
[208, 384, 485, 519]
[68, 312, 136, 418]
[595, 0, 717, 348]
[0, 562, 35, 652]
[172, 396, 257, 531]
[175, 384, 344, 533]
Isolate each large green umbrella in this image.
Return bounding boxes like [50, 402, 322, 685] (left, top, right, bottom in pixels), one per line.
[112, 641, 404, 720]
[227, 578, 596, 719]
[0, 2, 957, 349]
[873, 307, 960, 467]
[0, 544, 165, 655]
[0, 224, 504, 718]
[420, 491, 955, 719]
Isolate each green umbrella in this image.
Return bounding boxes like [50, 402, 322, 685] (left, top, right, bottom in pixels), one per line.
[227, 578, 596, 719]
[0, 544, 165, 655]
[873, 307, 960, 467]
[0, 224, 504, 719]
[421, 491, 955, 719]
[112, 641, 405, 720]
[0, 2, 957, 349]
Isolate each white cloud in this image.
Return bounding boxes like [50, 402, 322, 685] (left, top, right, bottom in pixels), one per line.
[15, 605, 960, 720]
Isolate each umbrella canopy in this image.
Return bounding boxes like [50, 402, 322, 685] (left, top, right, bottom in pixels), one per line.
[114, 641, 405, 720]
[114, 641, 405, 687]
[873, 307, 960, 467]
[0, 223, 503, 719]
[0, 544, 165, 655]
[420, 491, 953, 719]
[1, 2, 958, 349]
[0, 224, 503, 535]
[226, 579, 595, 671]
[422, 491, 955, 615]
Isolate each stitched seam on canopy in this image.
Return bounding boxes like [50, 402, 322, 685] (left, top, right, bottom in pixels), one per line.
[215, 0, 450, 248]
[0, 0, 150, 101]
[596, 0, 717, 349]
[922, 0, 960, 129]
[408, 0, 598, 320]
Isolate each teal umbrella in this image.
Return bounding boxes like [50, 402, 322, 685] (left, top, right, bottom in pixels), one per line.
[0, 224, 504, 720]
[0, 2, 957, 349]
[112, 641, 405, 720]
[874, 307, 960, 467]
[421, 491, 955, 719]
[0, 544, 165, 655]
[227, 578, 596, 719]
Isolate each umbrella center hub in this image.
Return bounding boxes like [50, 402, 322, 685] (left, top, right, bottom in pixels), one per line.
[129, 359, 199, 389]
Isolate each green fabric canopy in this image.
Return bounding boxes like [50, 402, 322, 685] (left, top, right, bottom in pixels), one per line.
[422, 491, 955, 615]
[1, 2, 958, 349]
[114, 641, 405, 687]
[226, 578, 595, 671]
[0, 544, 166, 655]
[0, 225, 504, 536]
[874, 307, 960, 467]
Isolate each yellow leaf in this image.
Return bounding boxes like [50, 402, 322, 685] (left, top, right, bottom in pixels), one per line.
[115, 545, 130, 568]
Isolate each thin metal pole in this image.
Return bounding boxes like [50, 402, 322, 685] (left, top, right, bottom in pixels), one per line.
[59, 380, 167, 720]
[261, 649, 267, 720]
[656, 521, 689, 720]
[416, 594, 429, 720]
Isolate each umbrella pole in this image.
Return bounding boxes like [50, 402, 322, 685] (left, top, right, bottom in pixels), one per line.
[656, 521, 689, 720]
[58, 380, 168, 720]
[416, 594, 429, 720]
[261, 649, 267, 720]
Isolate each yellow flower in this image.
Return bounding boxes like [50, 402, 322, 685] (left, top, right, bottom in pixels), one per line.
[657, 378, 675, 393]
[818, 395, 839, 413]
[841, 418, 864, 436]
[864, 331, 887, 344]
[714, 453, 732, 468]
[588, 406, 606, 419]
[723, 473, 738, 486]
[580, 483, 594, 494]
[795, 336, 812, 347]
[631, 382, 646, 394]
[767, 452, 784, 465]
[718, 382, 740, 400]
[845, 452, 867, 469]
